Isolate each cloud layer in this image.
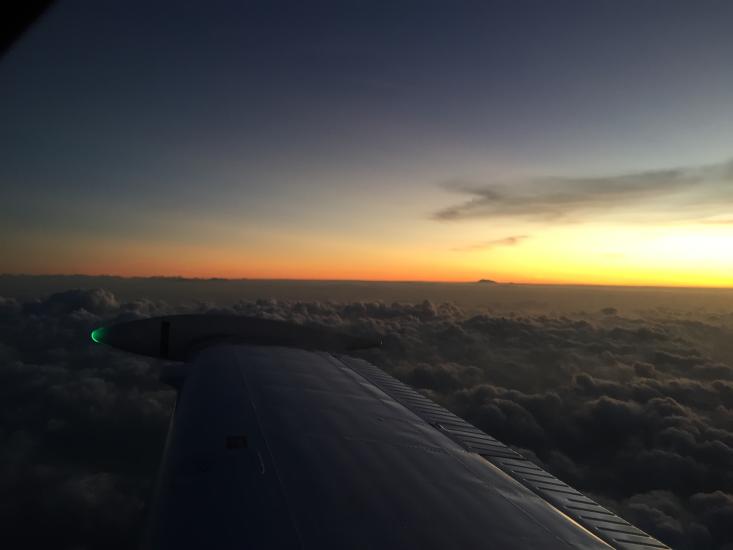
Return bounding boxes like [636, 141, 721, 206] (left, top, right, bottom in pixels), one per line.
[434, 158, 733, 223]
[2, 287, 733, 548]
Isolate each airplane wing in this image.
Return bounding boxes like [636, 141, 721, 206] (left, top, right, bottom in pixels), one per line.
[92, 315, 669, 549]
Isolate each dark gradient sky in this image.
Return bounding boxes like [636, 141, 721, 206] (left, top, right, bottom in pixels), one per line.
[2, 1, 733, 283]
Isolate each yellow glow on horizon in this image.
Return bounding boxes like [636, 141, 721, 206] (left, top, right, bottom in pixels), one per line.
[5, 219, 733, 288]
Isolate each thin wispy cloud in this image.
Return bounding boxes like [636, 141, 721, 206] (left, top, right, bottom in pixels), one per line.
[433, 159, 733, 223]
[700, 218, 733, 225]
[453, 235, 528, 252]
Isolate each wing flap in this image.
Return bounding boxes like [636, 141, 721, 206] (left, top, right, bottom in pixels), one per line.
[339, 355, 670, 550]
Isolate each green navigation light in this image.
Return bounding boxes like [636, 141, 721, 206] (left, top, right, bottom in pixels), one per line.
[91, 327, 106, 343]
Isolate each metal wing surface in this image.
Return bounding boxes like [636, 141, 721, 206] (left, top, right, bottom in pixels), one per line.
[93, 315, 669, 549]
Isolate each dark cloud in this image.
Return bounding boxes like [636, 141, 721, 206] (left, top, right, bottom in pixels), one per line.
[0, 290, 176, 549]
[452, 235, 528, 251]
[2, 286, 733, 548]
[433, 158, 733, 222]
[23, 288, 120, 316]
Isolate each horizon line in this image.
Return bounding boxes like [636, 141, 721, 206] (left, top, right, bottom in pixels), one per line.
[2, 272, 733, 291]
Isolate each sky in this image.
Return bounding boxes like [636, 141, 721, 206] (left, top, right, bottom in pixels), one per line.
[1, 0, 733, 286]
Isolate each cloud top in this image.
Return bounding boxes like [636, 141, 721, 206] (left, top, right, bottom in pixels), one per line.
[2, 286, 733, 548]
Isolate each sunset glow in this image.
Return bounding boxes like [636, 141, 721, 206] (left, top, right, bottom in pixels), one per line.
[6, 220, 732, 287]
[2, 2, 732, 288]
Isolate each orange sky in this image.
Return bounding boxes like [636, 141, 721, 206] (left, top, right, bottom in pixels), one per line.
[5, 218, 732, 288]
[3, 2, 733, 289]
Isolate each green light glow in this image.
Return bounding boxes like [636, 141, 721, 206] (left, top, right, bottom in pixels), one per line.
[91, 327, 105, 343]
